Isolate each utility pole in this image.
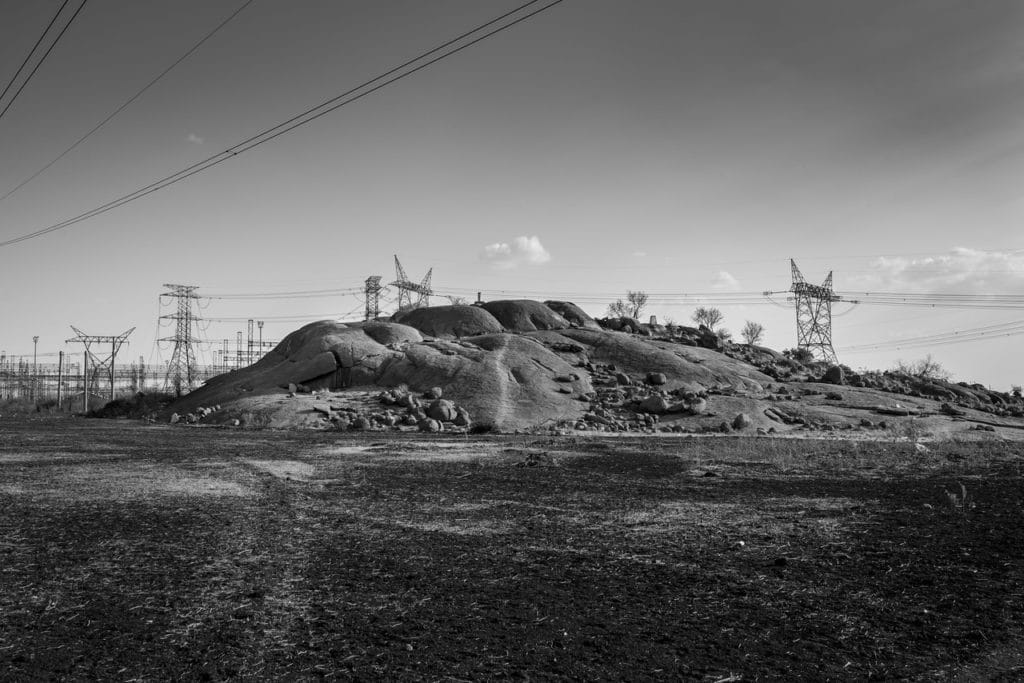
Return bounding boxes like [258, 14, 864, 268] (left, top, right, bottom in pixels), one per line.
[31, 336, 38, 401]
[789, 259, 844, 364]
[247, 319, 254, 366]
[159, 284, 201, 396]
[257, 320, 264, 361]
[57, 351, 63, 408]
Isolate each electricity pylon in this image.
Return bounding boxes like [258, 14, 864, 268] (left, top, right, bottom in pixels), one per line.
[159, 284, 201, 396]
[66, 326, 135, 408]
[364, 275, 383, 320]
[790, 259, 842, 364]
[390, 256, 432, 311]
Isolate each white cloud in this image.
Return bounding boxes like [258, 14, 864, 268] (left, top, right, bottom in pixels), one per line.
[711, 270, 741, 291]
[851, 247, 1024, 293]
[632, 250, 647, 258]
[480, 235, 551, 269]
[186, 133, 204, 145]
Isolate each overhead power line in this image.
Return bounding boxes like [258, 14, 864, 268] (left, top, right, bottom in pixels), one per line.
[0, 0, 254, 204]
[0, 0, 72, 106]
[835, 291, 1024, 311]
[202, 286, 364, 300]
[0, 0, 565, 248]
[840, 318, 1024, 353]
[0, 0, 89, 122]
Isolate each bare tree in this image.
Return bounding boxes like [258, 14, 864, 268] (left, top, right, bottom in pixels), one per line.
[692, 306, 724, 330]
[626, 290, 648, 319]
[446, 295, 468, 306]
[606, 299, 629, 318]
[740, 320, 765, 345]
[894, 354, 950, 381]
[607, 290, 648, 319]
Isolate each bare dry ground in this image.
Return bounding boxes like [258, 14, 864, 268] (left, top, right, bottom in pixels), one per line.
[1, 417, 1023, 680]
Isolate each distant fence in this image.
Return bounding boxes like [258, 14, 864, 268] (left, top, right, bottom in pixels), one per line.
[0, 359, 243, 404]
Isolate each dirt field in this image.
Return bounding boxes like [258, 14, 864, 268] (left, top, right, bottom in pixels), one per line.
[1, 417, 1023, 680]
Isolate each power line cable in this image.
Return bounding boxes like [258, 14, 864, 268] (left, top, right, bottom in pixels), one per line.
[840, 319, 1024, 352]
[0, 0, 564, 248]
[0, 0, 72, 106]
[0, 0, 88, 122]
[202, 286, 364, 300]
[0, 0, 254, 203]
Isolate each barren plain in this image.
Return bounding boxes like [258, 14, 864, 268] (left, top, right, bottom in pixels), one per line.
[2, 416, 1023, 680]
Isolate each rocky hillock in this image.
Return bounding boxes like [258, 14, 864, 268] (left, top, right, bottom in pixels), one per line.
[162, 300, 1024, 439]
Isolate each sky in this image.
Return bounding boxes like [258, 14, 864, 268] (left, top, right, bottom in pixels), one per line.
[0, 0, 1022, 388]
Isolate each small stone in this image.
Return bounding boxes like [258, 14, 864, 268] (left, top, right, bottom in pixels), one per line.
[686, 398, 708, 415]
[732, 413, 753, 430]
[424, 387, 443, 400]
[823, 365, 845, 385]
[614, 372, 632, 386]
[169, 413, 180, 424]
[426, 399, 458, 422]
[639, 395, 670, 414]
[418, 418, 443, 433]
[646, 372, 668, 386]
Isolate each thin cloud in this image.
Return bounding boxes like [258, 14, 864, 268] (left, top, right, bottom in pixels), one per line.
[480, 235, 551, 270]
[850, 247, 1024, 293]
[711, 270, 741, 292]
[186, 133, 204, 145]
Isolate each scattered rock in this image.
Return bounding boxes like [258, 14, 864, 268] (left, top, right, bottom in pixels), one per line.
[823, 365, 845, 385]
[418, 418, 443, 433]
[614, 372, 632, 386]
[426, 399, 458, 422]
[940, 403, 966, 417]
[687, 398, 708, 416]
[646, 372, 668, 386]
[639, 395, 670, 415]
[169, 413, 180, 424]
[732, 413, 753, 430]
[424, 387, 443, 400]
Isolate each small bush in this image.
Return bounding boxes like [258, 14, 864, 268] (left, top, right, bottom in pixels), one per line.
[89, 392, 176, 419]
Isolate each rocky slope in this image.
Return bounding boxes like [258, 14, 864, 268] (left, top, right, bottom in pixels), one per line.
[163, 301, 1024, 440]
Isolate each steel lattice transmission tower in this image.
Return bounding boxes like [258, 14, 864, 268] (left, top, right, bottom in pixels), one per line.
[66, 327, 135, 409]
[390, 255, 433, 311]
[789, 259, 844, 365]
[159, 284, 202, 396]
[364, 275, 383, 320]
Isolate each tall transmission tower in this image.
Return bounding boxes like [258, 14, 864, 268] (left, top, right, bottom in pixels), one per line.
[789, 259, 843, 365]
[364, 275, 383, 320]
[159, 284, 201, 396]
[66, 326, 135, 409]
[390, 255, 433, 311]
